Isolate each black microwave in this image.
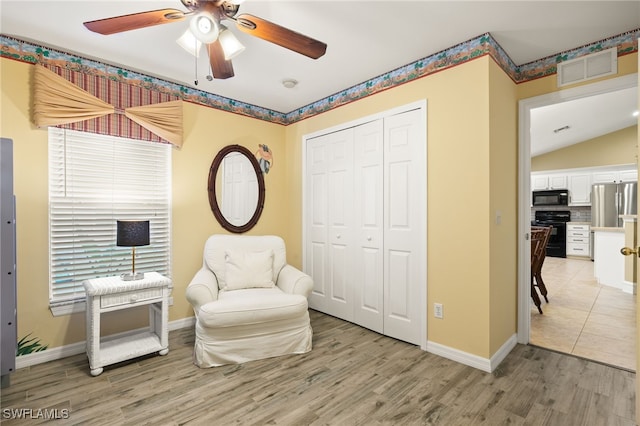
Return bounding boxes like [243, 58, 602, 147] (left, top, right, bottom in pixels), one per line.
[532, 189, 569, 206]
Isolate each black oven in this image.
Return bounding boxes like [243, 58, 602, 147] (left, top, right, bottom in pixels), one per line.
[533, 210, 571, 258]
[532, 189, 569, 206]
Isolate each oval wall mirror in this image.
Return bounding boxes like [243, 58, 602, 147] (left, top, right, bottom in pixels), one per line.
[208, 145, 265, 233]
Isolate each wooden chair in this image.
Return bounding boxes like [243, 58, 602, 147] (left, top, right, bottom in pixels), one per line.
[530, 226, 553, 314]
[531, 226, 552, 302]
[530, 232, 544, 314]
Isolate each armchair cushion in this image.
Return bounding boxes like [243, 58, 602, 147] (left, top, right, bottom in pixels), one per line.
[198, 288, 307, 328]
[223, 249, 275, 291]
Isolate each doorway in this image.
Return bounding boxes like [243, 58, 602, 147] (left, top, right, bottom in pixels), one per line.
[517, 73, 638, 369]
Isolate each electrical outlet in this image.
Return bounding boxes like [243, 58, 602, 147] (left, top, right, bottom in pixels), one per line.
[434, 303, 443, 319]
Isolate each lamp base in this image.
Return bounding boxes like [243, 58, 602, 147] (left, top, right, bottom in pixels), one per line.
[120, 272, 145, 281]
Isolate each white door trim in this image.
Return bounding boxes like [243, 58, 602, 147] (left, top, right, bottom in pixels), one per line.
[517, 73, 638, 343]
[302, 100, 428, 350]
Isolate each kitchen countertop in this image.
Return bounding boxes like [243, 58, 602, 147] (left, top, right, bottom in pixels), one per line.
[591, 226, 624, 233]
[567, 221, 590, 225]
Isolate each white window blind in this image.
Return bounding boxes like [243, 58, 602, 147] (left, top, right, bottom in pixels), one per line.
[48, 128, 171, 307]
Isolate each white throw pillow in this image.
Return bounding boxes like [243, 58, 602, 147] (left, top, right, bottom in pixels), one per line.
[224, 249, 275, 291]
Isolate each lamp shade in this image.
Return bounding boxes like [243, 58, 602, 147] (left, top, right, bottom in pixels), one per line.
[219, 26, 245, 60]
[117, 220, 150, 247]
[176, 29, 202, 57]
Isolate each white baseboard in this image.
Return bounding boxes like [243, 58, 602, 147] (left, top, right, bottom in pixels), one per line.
[16, 317, 519, 374]
[15, 316, 196, 370]
[622, 280, 636, 295]
[426, 333, 517, 373]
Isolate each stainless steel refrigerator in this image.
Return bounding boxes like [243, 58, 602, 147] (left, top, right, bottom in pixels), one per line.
[591, 181, 638, 228]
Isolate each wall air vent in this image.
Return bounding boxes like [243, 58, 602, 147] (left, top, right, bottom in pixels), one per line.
[557, 47, 617, 87]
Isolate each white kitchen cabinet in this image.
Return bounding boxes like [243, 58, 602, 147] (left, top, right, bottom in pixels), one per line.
[566, 223, 590, 257]
[592, 171, 618, 183]
[532, 175, 550, 191]
[619, 169, 638, 182]
[532, 165, 636, 207]
[531, 174, 568, 190]
[568, 174, 591, 205]
[548, 174, 568, 189]
[592, 167, 638, 183]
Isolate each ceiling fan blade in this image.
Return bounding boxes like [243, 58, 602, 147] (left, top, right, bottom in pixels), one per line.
[208, 41, 235, 80]
[83, 9, 186, 35]
[235, 14, 327, 59]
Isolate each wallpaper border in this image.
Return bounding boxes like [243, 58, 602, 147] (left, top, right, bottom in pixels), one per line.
[2, 29, 638, 125]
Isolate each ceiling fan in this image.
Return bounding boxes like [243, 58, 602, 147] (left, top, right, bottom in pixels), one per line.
[83, 0, 327, 80]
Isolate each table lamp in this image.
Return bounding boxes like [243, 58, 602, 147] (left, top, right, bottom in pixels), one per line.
[117, 220, 149, 281]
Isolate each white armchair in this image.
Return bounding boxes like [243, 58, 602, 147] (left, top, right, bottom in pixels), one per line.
[186, 234, 313, 367]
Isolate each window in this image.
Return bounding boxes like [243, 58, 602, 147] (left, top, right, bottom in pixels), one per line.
[48, 128, 171, 314]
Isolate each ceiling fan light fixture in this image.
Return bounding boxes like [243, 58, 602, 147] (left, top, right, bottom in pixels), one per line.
[190, 12, 219, 43]
[227, 0, 246, 5]
[176, 29, 202, 57]
[219, 26, 245, 60]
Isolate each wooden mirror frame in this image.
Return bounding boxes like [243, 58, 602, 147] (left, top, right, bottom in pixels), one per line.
[207, 144, 266, 233]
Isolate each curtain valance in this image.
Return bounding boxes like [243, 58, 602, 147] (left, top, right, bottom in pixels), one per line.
[32, 65, 183, 148]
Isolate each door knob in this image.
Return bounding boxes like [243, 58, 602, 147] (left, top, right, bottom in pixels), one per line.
[620, 247, 639, 257]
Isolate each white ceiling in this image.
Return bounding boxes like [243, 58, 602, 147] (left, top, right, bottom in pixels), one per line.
[530, 86, 638, 157]
[1, 1, 639, 154]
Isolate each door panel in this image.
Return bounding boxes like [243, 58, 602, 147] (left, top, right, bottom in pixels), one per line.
[306, 136, 329, 312]
[388, 162, 410, 228]
[306, 129, 355, 319]
[387, 249, 411, 319]
[354, 120, 384, 332]
[383, 109, 423, 345]
[327, 129, 355, 319]
[309, 242, 326, 297]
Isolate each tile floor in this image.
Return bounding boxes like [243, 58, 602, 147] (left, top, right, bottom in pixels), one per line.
[530, 256, 637, 371]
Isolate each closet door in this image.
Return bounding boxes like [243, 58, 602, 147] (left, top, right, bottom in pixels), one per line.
[353, 119, 384, 333]
[383, 109, 424, 345]
[327, 129, 355, 320]
[306, 134, 330, 313]
[306, 129, 355, 320]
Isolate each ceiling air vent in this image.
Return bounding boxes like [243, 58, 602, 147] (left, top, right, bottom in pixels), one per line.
[557, 47, 617, 87]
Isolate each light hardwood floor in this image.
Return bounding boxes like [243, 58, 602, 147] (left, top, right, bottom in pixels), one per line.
[530, 256, 637, 371]
[1, 310, 636, 425]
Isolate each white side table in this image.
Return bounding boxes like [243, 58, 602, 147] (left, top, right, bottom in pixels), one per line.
[83, 272, 171, 376]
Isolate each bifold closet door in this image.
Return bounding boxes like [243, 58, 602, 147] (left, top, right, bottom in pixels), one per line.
[306, 128, 355, 320]
[382, 109, 423, 345]
[305, 107, 424, 346]
[353, 120, 384, 333]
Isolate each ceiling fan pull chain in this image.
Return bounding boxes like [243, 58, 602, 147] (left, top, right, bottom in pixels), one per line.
[194, 39, 199, 86]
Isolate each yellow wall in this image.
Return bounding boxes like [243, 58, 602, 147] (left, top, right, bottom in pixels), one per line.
[488, 60, 518, 354]
[2, 50, 637, 363]
[1, 58, 287, 348]
[285, 57, 514, 358]
[531, 125, 637, 171]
